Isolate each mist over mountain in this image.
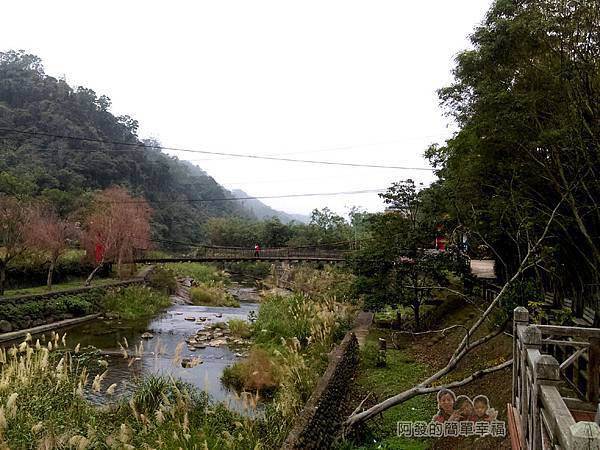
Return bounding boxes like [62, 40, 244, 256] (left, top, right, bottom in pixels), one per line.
[0, 50, 301, 243]
[230, 189, 310, 224]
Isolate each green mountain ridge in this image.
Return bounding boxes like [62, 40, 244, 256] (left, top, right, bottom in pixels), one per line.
[230, 189, 309, 224]
[0, 50, 296, 245]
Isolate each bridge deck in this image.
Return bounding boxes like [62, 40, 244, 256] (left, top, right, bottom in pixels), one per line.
[135, 256, 346, 263]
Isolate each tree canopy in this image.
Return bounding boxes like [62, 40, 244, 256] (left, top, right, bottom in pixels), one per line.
[427, 0, 600, 304]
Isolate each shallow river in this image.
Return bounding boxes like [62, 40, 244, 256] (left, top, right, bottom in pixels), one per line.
[20, 280, 260, 412]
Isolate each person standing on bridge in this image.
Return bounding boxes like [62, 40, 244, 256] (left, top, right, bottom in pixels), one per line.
[254, 243, 261, 257]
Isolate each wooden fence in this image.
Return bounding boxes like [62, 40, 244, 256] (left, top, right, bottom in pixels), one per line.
[509, 307, 600, 449]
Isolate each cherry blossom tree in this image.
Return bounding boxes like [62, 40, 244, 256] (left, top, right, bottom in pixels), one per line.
[0, 195, 29, 295]
[83, 187, 152, 284]
[24, 206, 79, 290]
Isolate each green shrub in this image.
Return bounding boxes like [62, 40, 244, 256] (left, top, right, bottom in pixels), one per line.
[163, 262, 227, 284]
[0, 290, 103, 331]
[102, 285, 170, 319]
[221, 348, 280, 396]
[190, 284, 239, 307]
[228, 319, 253, 338]
[227, 261, 271, 279]
[63, 295, 93, 315]
[147, 266, 177, 294]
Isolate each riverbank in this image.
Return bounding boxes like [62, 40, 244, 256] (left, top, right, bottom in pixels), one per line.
[221, 292, 357, 443]
[0, 279, 144, 333]
[0, 337, 266, 448]
[341, 292, 512, 450]
[0, 262, 359, 448]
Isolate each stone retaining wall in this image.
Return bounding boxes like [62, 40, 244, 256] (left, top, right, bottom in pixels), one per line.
[281, 331, 360, 450]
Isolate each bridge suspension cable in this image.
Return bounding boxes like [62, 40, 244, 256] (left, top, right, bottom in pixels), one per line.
[0, 127, 435, 171]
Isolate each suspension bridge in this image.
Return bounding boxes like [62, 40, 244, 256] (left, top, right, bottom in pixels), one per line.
[134, 245, 349, 263]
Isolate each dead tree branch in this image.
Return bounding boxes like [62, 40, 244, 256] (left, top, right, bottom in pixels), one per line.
[346, 360, 512, 427]
[345, 198, 563, 428]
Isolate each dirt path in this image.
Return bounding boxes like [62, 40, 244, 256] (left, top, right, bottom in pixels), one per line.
[352, 311, 373, 347]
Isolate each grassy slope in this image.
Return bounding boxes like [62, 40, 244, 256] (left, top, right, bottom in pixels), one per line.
[344, 290, 513, 450]
[345, 328, 435, 450]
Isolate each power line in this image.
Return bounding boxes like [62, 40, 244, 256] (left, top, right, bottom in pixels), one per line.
[0, 127, 435, 171]
[218, 174, 367, 186]
[107, 188, 387, 205]
[187, 135, 446, 162]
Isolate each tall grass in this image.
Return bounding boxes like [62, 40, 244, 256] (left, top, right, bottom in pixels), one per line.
[222, 293, 356, 442]
[162, 262, 228, 285]
[102, 285, 171, 319]
[228, 319, 252, 338]
[0, 337, 267, 449]
[222, 348, 280, 396]
[190, 284, 239, 307]
[286, 265, 357, 302]
[253, 294, 354, 347]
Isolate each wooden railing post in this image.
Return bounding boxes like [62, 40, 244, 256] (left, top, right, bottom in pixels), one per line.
[513, 307, 530, 405]
[569, 422, 600, 450]
[588, 337, 600, 403]
[521, 325, 542, 450]
[532, 355, 560, 450]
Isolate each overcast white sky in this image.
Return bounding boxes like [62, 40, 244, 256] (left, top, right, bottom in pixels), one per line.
[1, 1, 492, 217]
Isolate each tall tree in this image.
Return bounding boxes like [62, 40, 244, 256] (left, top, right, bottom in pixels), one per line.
[429, 0, 600, 299]
[24, 206, 78, 290]
[0, 196, 29, 295]
[83, 187, 152, 283]
[352, 181, 456, 329]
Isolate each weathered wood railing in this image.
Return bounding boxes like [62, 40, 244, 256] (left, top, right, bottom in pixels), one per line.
[510, 307, 600, 449]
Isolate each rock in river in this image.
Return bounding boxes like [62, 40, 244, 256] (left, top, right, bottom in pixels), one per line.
[141, 332, 154, 339]
[181, 357, 203, 368]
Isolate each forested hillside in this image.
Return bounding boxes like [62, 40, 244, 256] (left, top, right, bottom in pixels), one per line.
[231, 189, 309, 224]
[0, 50, 254, 244]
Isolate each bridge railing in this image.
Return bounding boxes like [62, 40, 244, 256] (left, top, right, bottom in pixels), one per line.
[189, 245, 348, 260]
[510, 307, 600, 449]
[137, 245, 349, 261]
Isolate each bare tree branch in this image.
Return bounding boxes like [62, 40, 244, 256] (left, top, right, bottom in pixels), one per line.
[346, 360, 512, 427]
[345, 197, 564, 427]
